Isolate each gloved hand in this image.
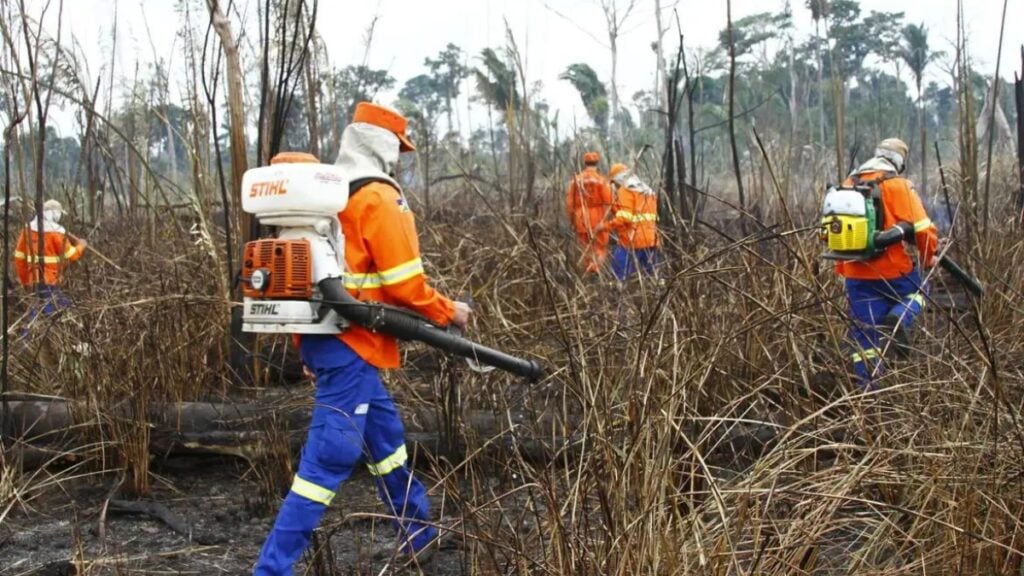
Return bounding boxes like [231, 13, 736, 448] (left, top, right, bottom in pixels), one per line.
[67, 233, 88, 250]
[453, 301, 472, 329]
[927, 238, 949, 268]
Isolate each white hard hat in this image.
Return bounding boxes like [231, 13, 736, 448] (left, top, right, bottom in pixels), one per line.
[877, 138, 909, 159]
[875, 138, 909, 173]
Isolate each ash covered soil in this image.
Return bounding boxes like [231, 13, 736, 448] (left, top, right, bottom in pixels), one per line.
[0, 456, 471, 575]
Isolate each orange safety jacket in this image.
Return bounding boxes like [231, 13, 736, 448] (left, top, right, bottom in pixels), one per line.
[566, 167, 613, 235]
[606, 185, 660, 249]
[335, 181, 455, 369]
[13, 221, 83, 287]
[835, 170, 938, 280]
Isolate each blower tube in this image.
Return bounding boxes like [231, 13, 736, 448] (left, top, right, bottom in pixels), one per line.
[874, 223, 984, 298]
[318, 277, 543, 381]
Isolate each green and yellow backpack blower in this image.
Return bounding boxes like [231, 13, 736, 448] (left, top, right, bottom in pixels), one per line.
[819, 182, 984, 298]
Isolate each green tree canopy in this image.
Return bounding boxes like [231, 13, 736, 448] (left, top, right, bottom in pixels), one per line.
[560, 63, 609, 136]
[717, 10, 792, 60]
[333, 65, 396, 120]
[424, 43, 469, 135]
[473, 48, 521, 115]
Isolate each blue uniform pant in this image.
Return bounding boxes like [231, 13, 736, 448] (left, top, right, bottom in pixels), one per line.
[611, 246, 660, 280]
[20, 284, 71, 339]
[254, 337, 436, 575]
[845, 269, 926, 387]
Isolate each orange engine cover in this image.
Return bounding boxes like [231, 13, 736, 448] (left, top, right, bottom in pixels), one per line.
[242, 239, 313, 299]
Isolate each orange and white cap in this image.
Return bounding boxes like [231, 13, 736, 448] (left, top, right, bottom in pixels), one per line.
[583, 151, 600, 165]
[352, 102, 416, 152]
[609, 163, 629, 182]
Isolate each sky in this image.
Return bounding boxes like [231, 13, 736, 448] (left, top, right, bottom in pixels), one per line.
[26, 0, 1024, 139]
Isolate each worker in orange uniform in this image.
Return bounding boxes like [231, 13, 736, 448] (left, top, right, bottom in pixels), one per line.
[601, 163, 660, 280]
[13, 199, 87, 326]
[565, 151, 613, 273]
[836, 138, 938, 388]
[254, 102, 471, 574]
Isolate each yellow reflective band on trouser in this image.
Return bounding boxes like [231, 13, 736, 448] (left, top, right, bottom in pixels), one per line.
[12, 250, 26, 260]
[367, 445, 407, 476]
[290, 475, 335, 506]
[851, 348, 881, 363]
[913, 218, 933, 232]
[908, 292, 926, 308]
[343, 258, 425, 290]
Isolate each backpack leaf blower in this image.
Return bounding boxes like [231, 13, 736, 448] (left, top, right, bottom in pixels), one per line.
[237, 152, 543, 381]
[820, 184, 983, 298]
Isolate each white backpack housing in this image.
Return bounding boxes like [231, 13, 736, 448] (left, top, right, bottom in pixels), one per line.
[239, 157, 350, 334]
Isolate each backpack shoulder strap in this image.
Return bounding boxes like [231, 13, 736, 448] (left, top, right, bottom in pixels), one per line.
[349, 177, 396, 196]
[868, 178, 883, 200]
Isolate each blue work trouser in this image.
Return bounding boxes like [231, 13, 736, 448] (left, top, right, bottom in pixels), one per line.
[20, 284, 71, 339]
[254, 336, 436, 575]
[845, 269, 927, 388]
[611, 246, 660, 281]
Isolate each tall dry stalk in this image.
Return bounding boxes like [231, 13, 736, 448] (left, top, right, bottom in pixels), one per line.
[725, 0, 746, 229]
[1016, 46, 1024, 220]
[1, 75, 27, 434]
[956, 0, 979, 234]
[981, 0, 1010, 233]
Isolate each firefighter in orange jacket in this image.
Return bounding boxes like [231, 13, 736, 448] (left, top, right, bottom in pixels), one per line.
[255, 103, 471, 574]
[601, 163, 660, 280]
[837, 138, 939, 387]
[13, 199, 87, 320]
[566, 151, 613, 273]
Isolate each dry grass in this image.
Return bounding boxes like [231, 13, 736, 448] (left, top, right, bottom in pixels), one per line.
[2, 1, 1021, 571]
[2, 170, 1022, 574]
[5, 215, 232, 497]
[392, 178, 1024, 575]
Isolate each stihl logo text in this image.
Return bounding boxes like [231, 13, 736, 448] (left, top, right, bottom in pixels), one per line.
[250, 303, 280, 315]
[249, 180, 288, 197]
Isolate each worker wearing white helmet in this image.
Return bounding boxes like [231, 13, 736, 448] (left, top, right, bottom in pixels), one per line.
[13, 199, 88, 317]
[834, 138, 939, 387]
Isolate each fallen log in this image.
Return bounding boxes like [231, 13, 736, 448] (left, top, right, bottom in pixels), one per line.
[0, 395, 792, 469]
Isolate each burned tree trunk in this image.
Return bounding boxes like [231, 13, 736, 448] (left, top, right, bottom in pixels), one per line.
[206, 0, 249, 242]
[662, 33, 692, 233]
[304, 40, 321, 159]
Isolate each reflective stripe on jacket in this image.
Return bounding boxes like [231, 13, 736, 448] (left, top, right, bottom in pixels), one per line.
[607, 185, 659, 249]
[566, 167, 613, 235]
[338, 181, 455, 369]
[835, 170, 938, 280]
[13, 222, 82, 287]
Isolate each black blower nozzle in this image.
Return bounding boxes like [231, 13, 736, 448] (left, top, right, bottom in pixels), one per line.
[319, 278, 543, 381]
[873, 223, 984, 298]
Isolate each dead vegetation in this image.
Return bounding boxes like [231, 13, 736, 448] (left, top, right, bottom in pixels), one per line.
[1, 0, 1023, 574]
